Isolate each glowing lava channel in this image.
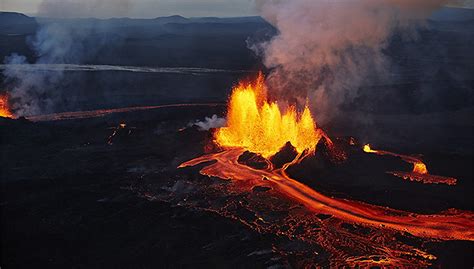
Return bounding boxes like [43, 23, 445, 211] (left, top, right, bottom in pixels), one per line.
[180, 74, 472, 242]
[363, 144, 457, 185]
[215, 73, 323, 158]
[364, 144, 427, 174]
[180, 148, 473, 241]
[26, 103, 224, 122]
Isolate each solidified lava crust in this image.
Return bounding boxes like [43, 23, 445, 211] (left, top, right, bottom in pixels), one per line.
[175, 145, 474, 267]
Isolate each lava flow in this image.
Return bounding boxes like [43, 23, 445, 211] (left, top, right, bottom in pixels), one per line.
[26, 103, 224, 122]
[363, 144, 457, 185]
[179, 74, 474, 266]
[0, 93, 13, 118]
[180, 148, 473, 241]
[179, 74, 473, 239]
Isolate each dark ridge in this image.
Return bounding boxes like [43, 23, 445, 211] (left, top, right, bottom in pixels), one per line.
[270, 142, 298, 169]
[238, 151, 270, 170]
[0, 11, 37, 35]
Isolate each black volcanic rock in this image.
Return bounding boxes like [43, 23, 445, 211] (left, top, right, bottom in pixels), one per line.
[0, 104, 472, 268]
[177, 125, 212, 157]
[252, 185, 271, 192]
[287, 136, 347, 177]
[270, 142, 299, 168]
[107, 123, 136, 145]
[316, 136, 348, 164]
[238, 151, 270, 170]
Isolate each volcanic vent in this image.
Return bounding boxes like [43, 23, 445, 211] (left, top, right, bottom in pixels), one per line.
[214, 73, 324, 158]
[178, 73, 474, 267]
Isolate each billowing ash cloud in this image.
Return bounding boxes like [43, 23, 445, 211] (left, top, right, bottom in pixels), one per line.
[252, 0, 460, 124]
[2, 0, 129, 116]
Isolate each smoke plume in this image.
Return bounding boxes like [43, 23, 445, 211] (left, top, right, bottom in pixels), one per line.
[253, 0, 460, 124]
[189, 114, 226, 131]
[2, 0, 129, 116]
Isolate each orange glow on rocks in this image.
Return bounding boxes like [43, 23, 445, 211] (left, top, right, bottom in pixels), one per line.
[178, 76, 472, 266]
[215, 73, 323, 158]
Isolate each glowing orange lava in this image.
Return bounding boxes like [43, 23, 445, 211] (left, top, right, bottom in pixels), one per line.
[413, 162, 428, 174]
[364, 144, 428, 174]
[363, 144, 456, 185]
[215, 73, 323, 158]
[363, 144, 377, 153]
[180, 148, 474, 241]
[0, 93, 13, 118]
[176, 74, 473, 266]
[180, 73, 471, 238]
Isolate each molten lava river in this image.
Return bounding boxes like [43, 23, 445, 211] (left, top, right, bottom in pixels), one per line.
[173, 74, 474, 267]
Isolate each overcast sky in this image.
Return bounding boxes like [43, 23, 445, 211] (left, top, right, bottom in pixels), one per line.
[0, 0, 258, 18]
[1, 0, 473, 18]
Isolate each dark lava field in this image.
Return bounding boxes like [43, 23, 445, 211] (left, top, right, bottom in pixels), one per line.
[1, 105, 473, 268]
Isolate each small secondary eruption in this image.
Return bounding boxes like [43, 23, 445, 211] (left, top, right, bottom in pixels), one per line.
[215, 73, 323, 158]
[0, 93, 13, 118]
[363, 144, 377, 154]
[363, 144, 456, 185]
[364, 144, 428, 174]
[413, 162, 428, 174]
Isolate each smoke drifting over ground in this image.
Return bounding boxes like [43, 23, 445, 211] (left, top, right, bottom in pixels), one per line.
[253, 0, 460, 124]
[2, 0, 128, 116]
[3, 25, 109, 115]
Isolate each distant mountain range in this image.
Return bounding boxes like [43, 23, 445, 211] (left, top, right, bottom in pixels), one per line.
[0, 12, 37, 35]
[0, 7, 472, 68]
[0, 11, 274, 70]
[1, 6, 473, 35]
[0, 11, 270, 37]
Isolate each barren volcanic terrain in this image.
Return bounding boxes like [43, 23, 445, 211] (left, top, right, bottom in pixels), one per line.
[1, 7, 474, 268]
[1, 102, 473, 267]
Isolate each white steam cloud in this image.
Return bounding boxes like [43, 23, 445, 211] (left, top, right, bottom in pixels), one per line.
[3, 0, 129, 116]
[189, 114, 226, 131]
[253, 0, 461, 124]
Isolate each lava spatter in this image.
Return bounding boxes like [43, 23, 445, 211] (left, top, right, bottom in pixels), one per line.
[214, 72, 323, 158]
[175, 74, 473, 267]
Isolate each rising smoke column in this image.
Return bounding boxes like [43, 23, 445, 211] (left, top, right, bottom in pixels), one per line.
[2, 0, 130, 116]
[252, 0, 459, 124]
[3, 24, 91, 115]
